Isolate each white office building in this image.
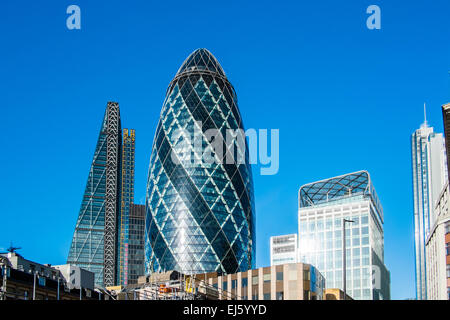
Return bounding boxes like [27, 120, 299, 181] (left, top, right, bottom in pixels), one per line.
[425, 182, 450, 300]
[411, 115, 447, 300]
[298, 171, 390, 300]
[270, 234, 298, 266]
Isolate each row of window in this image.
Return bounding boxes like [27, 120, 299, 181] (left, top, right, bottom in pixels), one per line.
[220, 271, 296, 290]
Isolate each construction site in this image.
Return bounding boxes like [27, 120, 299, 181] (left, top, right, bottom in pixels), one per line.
[107, 271, 229, 300]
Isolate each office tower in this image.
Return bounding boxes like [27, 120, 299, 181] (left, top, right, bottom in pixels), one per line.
[270, 234, 298, 266]
[67, 102, 122, 287]
[411, 112, 447, 300]
[298, 171, 390, 300]
[425, 183, 450, 300]
[442, 103, 450, 184]
[117, 129, 136, 286]
[127, 204, 146, 284]
[145, 48, 255, 275]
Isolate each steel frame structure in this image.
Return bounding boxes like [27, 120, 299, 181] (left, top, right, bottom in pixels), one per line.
[104, 102, 121, 287]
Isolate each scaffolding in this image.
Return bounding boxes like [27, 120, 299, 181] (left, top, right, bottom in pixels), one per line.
[111, 271, 240, 301]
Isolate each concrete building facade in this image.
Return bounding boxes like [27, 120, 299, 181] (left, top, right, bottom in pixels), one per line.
[426, 182, 450, 300]
[202, 262, 325, 300]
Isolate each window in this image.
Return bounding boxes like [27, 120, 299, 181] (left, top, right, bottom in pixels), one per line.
[303, 270, 310, 280]
[304, 290, 310, 300]
[252, 276, 258, 285]
[252, 294, 258, 300]
[242, 277, 248, 288]
[276, 272, 283, 281]
[263, 274, 271, 283]
[361, 215, 368, 225]
[223, 281, 227, 291]
[263, 293, 271, 300]
[231, 279, 237, 289]
[276, 291, 283, 300]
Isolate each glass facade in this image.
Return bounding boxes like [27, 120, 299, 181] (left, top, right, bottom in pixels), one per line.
[298, 171, 390, 300]
[411, 121, 446, 300]
[67, 102, 122, 287]
[145, 48, 255, 275]
[118, 129, 136, 286]
[127, 204, 145, 284]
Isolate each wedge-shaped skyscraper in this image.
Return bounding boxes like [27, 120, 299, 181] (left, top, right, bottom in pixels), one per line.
[67, 102, 122, 287]
[145, 49, 255, 275]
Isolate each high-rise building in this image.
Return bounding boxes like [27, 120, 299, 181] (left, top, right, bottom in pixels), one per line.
[425, 182, 450, 300]
[298, 171, 390, 300]
[442, 103, 450, 185]
[411, 112, 447, 300]
[117, 129, 136, 286]
[67, 102, 122, 288]
[127, 204, 146, 284]
[145, 48, 255, 275]
[270, 234, 298, 266]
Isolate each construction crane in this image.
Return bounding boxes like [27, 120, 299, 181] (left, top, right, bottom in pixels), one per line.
[6, 243, 21, 254]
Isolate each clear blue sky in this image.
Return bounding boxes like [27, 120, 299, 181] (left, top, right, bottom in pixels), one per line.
[1, 0, 449, 300]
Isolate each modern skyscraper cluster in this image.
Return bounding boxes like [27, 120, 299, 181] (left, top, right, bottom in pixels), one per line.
[67, 49, 256, 289]
[64, 47, 447, 300]
[67, 102, 144, 288]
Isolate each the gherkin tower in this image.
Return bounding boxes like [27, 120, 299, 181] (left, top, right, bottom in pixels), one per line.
[145, 49, 255, 275]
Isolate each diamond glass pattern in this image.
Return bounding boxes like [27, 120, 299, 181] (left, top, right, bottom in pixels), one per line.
[145, 49, 255, 275]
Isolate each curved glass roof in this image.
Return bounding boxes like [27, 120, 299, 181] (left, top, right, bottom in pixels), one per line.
[176, 48, 226, 77]
[299, 170, 384, 222]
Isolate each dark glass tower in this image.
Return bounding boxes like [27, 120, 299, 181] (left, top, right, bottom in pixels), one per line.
[67, 102, 122, 288]
[117, 129, 136, 286]
[145, 48, 255, 275]
[127, 204, 146, 284]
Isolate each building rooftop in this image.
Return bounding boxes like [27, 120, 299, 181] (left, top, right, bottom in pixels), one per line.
[299, 170, 383, 223]
[176, 48, 226, 77]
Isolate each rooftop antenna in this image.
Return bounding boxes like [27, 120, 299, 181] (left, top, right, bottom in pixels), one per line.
[423, 102, 428, 127]
[6, 242, 21, 253]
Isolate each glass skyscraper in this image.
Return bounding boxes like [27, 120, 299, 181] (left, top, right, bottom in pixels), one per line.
[117, 129, 136, 286]
[67, 102, 122, 287]
[298, 171, 390, 300]
[145, 48, 255, 275]
[411, 116, 447, 300]
[127, 204, 146, 284]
